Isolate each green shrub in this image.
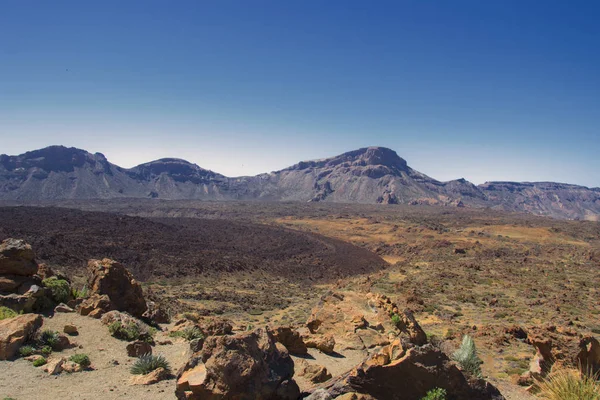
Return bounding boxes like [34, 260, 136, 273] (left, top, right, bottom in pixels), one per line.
[38, 329, 60, 349]
[42, 277, 70, 304]
[130, 354, 170, 375]
[108, 321, 141, 341]
[390, 313, 401, 325]
[19, 345, 35, 357]
[69, 353, 91, 368]
[452, 335, 483, 378]
[71, 285, 89, 299]
[32, 357, 47, 367]
[40, 346, 52, 356]
[537, 367, 600, 399]
[169, 326, 204, 341]
[0, 306, 18, 320]
[421, 388, 447, 400]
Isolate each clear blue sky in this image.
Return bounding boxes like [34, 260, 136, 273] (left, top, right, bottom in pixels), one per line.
[1, 1, 599, 186]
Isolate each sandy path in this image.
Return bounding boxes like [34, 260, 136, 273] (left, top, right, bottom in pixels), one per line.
[0, 313, 189, 400]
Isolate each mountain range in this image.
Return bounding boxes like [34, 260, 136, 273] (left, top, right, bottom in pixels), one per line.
[1, 145, 599, 221]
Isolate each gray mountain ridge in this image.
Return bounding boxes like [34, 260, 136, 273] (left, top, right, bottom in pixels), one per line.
[1, 145, 599, 221]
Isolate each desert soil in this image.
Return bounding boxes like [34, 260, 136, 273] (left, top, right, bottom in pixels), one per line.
[0, 313, 188, 400]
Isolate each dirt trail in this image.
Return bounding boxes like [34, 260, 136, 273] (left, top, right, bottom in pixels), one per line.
[0, 313, 189, 400]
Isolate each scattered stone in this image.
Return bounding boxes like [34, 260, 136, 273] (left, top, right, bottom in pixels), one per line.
[131, 367, 168, 385]
[24, 354, 44, 362]
[127, 340, 153, 357]
[54, 303, 74, 313]
[62, 360, 83, 373]
[304, 389, 333, 400]
[0, 313, 43, 360]
[86, 258, 147, 318]
[44, 357, 66, 375]
[157, 340, 173, 346]
[176, 328, 299, 400]
[54, 334, 71, 351]
[271, 326, 308, 355]
[297, 361, 332, 383]
[63, 324, 78, 335]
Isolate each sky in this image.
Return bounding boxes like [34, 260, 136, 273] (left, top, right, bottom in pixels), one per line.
[1, 1, 599, 186]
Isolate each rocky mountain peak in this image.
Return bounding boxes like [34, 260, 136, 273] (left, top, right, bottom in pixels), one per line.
[128, 158, 224, 184]
[346, 146, 408, 169]
[0, 145, 100, 173]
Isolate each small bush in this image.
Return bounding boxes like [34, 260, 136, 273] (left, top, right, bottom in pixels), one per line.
[452, 335, 483, 378]
[130, 354, 171, 375]
[42, 277, 70, 304]
[421, 387, 447, 400]
[71, 285, 89, 299]
[32, 357, 47, 367]
[108, 321, 141, 341]
[19, 345, 35, 357]
[40, 346, 53, 356]
[169, 326, 204, 341]
[537, 367, 600, 400]
[0, 306, 18, 320]
[69, 353, 91, 368]
[38, 329, 60, 349]
[390, 313, 401, 325]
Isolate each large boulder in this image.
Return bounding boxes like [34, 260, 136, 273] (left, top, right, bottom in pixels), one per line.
[320, 340, 503, 400]
[271, 326, 308, 355]
[0, 239, 38, 276]
[176, 327, 299, 400]
[0, 313, 43, 360]
[87, 259, 147, 318]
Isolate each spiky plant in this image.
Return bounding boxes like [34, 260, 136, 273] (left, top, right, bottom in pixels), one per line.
[130, 354, 171, 375]
[38, 329, 60, 349]
[537, 367, 600, 400]
[452, 335, 483, 378]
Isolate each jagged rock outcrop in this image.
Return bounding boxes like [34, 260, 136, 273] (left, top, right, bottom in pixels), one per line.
[318, 340, 504, 400]
[524, 325, 600, 380]
[1, 145, 598, 220]
[175, 327, 299, 400]
[270, 326, 308, 355]
[305, 291, 426, 352]
[0, 239, 48, 313]
[0, 239, 39, 276]
[86, 258, 147, 318]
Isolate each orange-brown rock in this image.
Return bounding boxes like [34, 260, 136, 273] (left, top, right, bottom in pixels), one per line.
[87, 258, 147, 318]
[78, 294, 113, 318]
[175, 327, 299, 400]
[130, 367, 168, 385]
[305, 334, 336, 353]
[297, 361, 332, 383]
[0, 313, 43, 360]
